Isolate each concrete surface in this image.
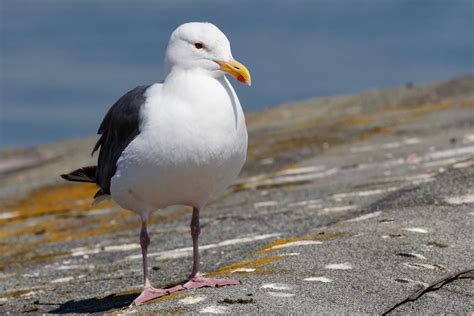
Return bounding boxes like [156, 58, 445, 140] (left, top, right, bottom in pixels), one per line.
[0, 76, 473, 314]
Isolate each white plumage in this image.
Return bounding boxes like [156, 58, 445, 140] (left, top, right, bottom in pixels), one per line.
[63, 22, 252, 305]
[112, 74, 247, 213]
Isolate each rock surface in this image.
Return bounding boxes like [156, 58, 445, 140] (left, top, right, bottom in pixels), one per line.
[0, 76, 473, 314]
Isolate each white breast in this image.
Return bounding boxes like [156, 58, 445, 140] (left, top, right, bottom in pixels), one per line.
[110, 74, 248, 212]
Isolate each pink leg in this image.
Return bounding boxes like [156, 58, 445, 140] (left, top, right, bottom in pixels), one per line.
[183, 208, 240, 290]
[140, 219, 151, 288]
[131, 217, 183, 306]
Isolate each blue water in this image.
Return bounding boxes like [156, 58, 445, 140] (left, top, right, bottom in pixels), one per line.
[1, 0, 473, 148]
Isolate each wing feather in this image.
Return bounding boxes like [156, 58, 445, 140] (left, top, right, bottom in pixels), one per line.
[93, 85, 151, 194]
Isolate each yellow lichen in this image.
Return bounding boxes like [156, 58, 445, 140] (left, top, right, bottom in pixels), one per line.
[206, 255, 284, 277]
[0, 183, 190, 270]
[255, 237, 304, 254]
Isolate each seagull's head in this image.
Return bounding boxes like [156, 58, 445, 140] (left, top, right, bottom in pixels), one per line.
[165, 22, 251, 86]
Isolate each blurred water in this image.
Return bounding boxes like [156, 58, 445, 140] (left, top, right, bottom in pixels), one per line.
[1, 0, 473, 148]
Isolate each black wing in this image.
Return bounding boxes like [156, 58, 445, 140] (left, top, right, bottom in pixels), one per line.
[93, 85, 151, 194]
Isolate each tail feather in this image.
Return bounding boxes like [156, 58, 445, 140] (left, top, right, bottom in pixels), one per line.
[61, 166, 97, 183]
[62, 166, 110, 204]
[92, 190, 110, 205]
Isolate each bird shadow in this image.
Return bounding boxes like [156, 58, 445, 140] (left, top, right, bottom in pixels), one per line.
[48, 291, 137, 314]
[48, 279, 188, 314]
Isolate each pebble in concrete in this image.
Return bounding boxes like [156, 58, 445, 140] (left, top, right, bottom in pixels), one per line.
[304, 276, 333, 283]
[444, 193, 474, 204]
[200, 305, 230, 314]
[324, 263, 352, 270]
[402, 227, 428, 234]
[261, 283, 295, 298]
[266, 292, 295, 298]
[179, 295, 206, 305]
[269, 240, 322, 250]
[260, 283, 292, 291]
[404, 262, 447, 271]
[230, 268, 256, 273]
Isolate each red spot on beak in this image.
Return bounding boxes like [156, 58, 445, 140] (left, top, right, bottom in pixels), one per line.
[237, 74, 245, 83]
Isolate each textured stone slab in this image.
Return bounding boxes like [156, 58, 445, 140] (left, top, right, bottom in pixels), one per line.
[0, 76, 473, 314]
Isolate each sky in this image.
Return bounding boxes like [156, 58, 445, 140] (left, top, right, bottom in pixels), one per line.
[1, 0, 473, 148]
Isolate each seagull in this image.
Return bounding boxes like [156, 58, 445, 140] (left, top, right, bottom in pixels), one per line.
[61, 22, 250, 306]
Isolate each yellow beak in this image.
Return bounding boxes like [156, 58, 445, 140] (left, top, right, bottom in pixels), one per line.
[217, 59, 251, 86]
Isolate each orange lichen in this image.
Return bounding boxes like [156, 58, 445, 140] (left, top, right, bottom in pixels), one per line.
[146, 290, 186, 305]
[206, 255, 283, 277]
[0, 183, 114, 224]
[380, 101, 454, 112]
[255, 237, 304, 254]
[0, 251, 70, 270]
[1, 287, 45, 298]
[357, 127, 394, 141]
[342, 115, 373, 126]
[0, 183, 191, 271]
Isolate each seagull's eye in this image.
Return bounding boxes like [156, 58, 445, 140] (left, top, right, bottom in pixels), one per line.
[194, 42, 204, 49]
